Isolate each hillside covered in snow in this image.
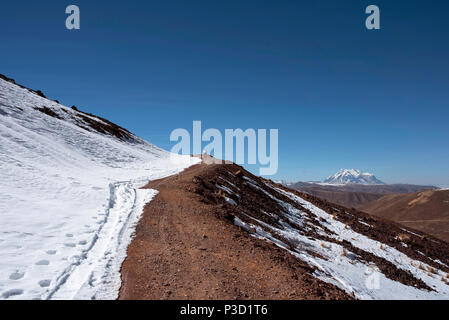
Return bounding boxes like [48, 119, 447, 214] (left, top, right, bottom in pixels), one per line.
[0, 75, 198, 300]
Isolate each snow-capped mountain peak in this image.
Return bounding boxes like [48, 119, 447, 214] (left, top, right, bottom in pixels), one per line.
[323, 169, 385, 185]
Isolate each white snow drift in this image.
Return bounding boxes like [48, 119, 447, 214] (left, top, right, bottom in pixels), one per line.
[0, 78, 199, 300]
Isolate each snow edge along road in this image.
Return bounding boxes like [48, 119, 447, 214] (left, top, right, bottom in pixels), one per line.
[46, 181, 158, 300]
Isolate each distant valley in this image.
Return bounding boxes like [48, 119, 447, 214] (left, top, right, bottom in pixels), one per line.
[361, 189, 449, 242]
[288, 169, 448, 242]
[287, 169, 436, 208]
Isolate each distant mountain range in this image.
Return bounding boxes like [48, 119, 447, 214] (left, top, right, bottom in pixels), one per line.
[323, 169, 385, 185]
[286, 168, 436, 208]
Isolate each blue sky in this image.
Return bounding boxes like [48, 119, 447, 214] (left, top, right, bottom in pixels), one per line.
[1, 0, 448, 185]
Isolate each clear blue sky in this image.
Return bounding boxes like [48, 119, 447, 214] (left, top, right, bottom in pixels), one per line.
[1, 0, 448, 186]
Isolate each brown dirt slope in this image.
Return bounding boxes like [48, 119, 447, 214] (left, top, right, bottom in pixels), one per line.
[361, 190, 449, 242]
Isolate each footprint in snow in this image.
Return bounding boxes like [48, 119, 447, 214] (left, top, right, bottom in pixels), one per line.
[64, 243, 76, 248]
[46, 250, 57, 255]
[9, 272, 25, 280]
[38, 280, 51, 288]
[65, 234, 74, 238]
[2, 289, 24, 299]
[35, 260, 50, 266]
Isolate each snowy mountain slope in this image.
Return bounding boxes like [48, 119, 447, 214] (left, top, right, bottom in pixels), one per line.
[323, 169, 385, 185]
[192, 165, 449, 300]
[0, 76, 199, 300]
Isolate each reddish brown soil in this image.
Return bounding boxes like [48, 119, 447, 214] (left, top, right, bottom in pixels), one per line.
[118, 163, 351, 300]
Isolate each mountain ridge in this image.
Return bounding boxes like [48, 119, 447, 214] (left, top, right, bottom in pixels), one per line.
[120, 161, 449, 299]
[287, 181, 436, 208]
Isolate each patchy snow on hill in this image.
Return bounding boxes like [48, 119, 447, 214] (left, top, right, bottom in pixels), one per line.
[206, 169, 449, 300]
[0, 78, 199, 300]
[234, 179, 449, 299]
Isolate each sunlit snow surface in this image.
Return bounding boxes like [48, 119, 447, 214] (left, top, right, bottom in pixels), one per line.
[0, 79, 199, 300]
